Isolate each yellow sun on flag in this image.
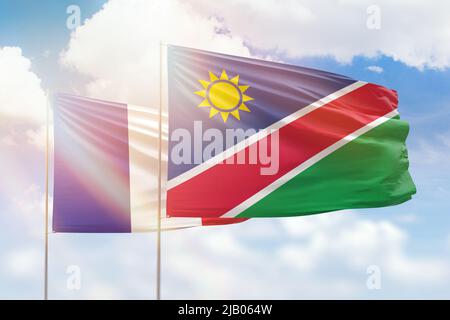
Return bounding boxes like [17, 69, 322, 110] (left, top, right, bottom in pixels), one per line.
[194, 70, 253, 123]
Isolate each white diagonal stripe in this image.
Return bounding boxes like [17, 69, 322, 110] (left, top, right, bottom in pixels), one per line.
[221, 109, 400, 218]
[167, 81, 367, 190]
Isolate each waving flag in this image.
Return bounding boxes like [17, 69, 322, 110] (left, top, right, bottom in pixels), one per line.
[166, 45, 416, 218]
[53, 94, 245, 233]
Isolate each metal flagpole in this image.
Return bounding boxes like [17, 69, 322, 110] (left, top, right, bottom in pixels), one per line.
[156, 41, 163, 300]
[44, 91, 50, 300]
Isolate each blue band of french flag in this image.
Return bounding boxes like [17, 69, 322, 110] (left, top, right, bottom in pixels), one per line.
[52, 94, 243, 233]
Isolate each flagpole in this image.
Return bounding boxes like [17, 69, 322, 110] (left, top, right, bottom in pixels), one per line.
[156, 41, 163, 301]
[44, 91, 50, 300]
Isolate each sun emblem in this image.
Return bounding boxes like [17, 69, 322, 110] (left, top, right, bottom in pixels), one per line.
[194, 70, 253, 123]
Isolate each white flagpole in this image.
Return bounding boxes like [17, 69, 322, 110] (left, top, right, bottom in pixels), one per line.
[156, 41, 163, 300]
[44, 91, 50, 300]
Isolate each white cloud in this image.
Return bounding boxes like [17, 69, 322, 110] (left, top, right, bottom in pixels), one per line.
[26, 125, 52, 149]
[60, 0, 251, 106]
[9, 184, 47, 238]
[0, 47, 47, 124]
[59, 0, 450, 109]
[190, 0, 450, 70]
[278, 214, 448, 285]
[11, 184, 45, 217]
[0, 135, 16, 146]
[411, 133, 450, 166]
[0, 47, 48, 148]
[3, 247, 41, 279]
[42, 49, 51, 58]
[0, 64, 48, 295]
[162, 214, 450, 299]
[367, 65, 384, 73]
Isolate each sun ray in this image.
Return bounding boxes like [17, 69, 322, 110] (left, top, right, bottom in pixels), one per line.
[199, 80, 210, 89]
[209, 71, 218, 82]
[221, 112, 230, 122]
[194, 90, 206, 98]
[239, 104, 251, 112]
[198, 99, 211, 107]
[220, 70, 229, 80]
[242, 94, 254, 102]
[239, 85, 249, 93]
[230, 75, 239, 85]
[209, 108, 219, 118]
[231, 110, 241, 120]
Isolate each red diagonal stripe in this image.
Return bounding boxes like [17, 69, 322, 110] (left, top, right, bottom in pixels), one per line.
[167, 83, 398, 218]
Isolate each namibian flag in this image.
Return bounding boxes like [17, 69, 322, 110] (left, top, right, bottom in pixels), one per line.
[52, 94, 245, 233]
[166, 46, 416, 219]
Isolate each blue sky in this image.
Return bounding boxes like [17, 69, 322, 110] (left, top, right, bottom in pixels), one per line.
[1, 0, 450, 299]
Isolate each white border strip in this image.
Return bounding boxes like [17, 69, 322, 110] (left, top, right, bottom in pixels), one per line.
[220, 109, 399, 218]
[167, 81, 367, 190]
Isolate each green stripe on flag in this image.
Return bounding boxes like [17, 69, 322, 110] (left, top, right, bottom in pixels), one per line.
[238, 116, 416, 218]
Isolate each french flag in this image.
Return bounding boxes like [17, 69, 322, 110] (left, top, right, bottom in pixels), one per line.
[52, 94, 245, 233]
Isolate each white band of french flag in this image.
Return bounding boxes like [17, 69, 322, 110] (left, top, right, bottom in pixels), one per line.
[127, 104, 205, 231]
